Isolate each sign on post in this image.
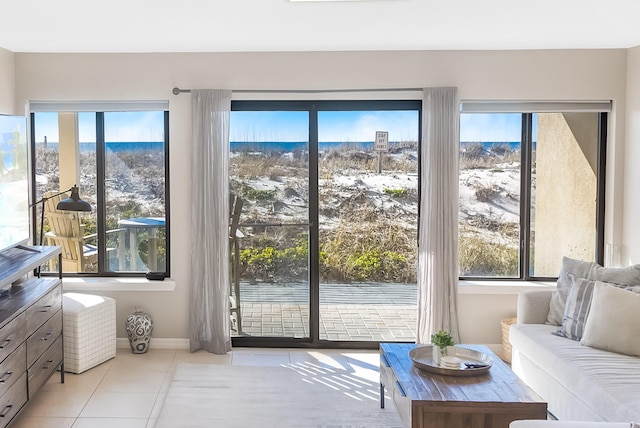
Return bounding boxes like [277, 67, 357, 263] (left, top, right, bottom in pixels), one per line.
[375, 131, 388, 152]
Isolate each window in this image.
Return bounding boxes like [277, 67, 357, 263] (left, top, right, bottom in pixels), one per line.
[31, 103, 170, 276]
[459, 103, 608, 279]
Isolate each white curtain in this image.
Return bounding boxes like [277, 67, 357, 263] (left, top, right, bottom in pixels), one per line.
[190, 89, 233, 354]
[416, 87, 461, 344]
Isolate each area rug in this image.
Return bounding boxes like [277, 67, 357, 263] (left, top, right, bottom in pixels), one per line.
[156, 361, 403, 428]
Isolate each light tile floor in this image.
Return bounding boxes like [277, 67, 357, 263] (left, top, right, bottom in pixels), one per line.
[11, 346, 382, 428]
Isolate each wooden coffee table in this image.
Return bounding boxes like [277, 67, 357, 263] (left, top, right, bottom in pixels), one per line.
[380, 343, 547, 428]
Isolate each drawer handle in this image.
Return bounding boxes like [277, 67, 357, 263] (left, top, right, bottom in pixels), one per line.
[0, 339, 11, 350]
[41, 332, 53, 341]
[0, 405, 12, 418]
[0, 371, 11, 384]
[395, 380, 406, 397]
[42, 359, 54, 370]
[39, 305, 53, 313]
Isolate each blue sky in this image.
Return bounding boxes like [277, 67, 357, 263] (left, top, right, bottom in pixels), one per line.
[33, 112, 165, 143]
[32, 110, 527, 144]
[460, 113, 524, 142]
[229, 110, 422, 142]
[231, 111, 525, 143]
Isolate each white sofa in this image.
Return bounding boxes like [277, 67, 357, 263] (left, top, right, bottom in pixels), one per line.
[509, 289, 640, 422]
[510, 422, 630, 428]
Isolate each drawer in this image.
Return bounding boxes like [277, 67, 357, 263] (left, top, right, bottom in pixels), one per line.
[0, 314, 26, 363]
[27, 310, 62, 369]
[28, 336, 62, 397]
[0, 372, 27, 428]
[391, 378, 411, 428]
[26, 286, 61, 334]
[380, 352, 394, 389]
[0, 344, 25, 398]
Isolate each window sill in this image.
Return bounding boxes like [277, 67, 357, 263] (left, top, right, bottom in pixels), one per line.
[458, 280, 555, 295]
[62, 277, 176, 292]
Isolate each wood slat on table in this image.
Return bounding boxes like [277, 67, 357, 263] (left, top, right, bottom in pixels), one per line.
[380, 343, 547, 428]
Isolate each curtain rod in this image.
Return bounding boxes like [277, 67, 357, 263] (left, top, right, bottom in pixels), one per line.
[172, 87, 423, 95]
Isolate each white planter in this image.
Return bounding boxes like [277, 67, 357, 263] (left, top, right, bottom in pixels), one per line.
[432, 345, 449, 365]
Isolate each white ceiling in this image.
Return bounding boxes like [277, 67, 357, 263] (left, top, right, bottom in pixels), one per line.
[1, 0, 640, 53]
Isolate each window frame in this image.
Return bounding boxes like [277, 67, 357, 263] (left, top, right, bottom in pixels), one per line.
[230, 99, 422, 348]
[458, 109, 608, 282]
[29, 106, 171, 278]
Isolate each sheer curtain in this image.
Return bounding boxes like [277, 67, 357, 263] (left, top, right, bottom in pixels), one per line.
[189, 89, 233, 354]
[416, 87, 461, 344]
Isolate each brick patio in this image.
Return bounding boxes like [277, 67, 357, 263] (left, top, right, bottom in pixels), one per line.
[234, 282, 417, 341]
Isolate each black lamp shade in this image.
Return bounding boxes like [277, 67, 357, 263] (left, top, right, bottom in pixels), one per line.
[56, 185, 92, 212]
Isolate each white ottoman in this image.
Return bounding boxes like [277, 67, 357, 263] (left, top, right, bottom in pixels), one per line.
[62, 293, 116, 374]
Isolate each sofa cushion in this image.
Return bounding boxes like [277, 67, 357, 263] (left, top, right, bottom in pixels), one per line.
[547, 257, 597, 325]
[591, 264, 640, 285]
[554, 279, 640, 342]
[510, 323, 640, 422]
[554, 277, 595, 341]
[547, 259, 640, 326]
[581, 283, 640, 356]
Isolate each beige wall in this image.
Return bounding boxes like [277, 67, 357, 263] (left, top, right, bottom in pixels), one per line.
[534, 113, 598, 275]
[0, 47, 15, 114]
[625, 46, 640, 265]
[12, 49, 629, 344]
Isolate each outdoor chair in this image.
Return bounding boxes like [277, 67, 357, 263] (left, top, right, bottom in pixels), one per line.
[43, 190, 125, 272]
[229, 192, 244, 334]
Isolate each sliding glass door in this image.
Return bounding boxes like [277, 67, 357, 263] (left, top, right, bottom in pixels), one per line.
[229, 100, 420, 346]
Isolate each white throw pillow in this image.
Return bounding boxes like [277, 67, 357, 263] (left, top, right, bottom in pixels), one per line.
[591, 263, 640, 286]
[547, 258, 640, 326]
[581, 282, 640, 356]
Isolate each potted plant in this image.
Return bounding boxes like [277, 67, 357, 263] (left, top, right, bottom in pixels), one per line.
[431, 330, 455, 364]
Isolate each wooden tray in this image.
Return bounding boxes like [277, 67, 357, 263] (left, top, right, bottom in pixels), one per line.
[409, 345, 493, 376]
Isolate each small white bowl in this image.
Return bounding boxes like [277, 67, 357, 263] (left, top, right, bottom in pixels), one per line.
[440, 355, 462, 368]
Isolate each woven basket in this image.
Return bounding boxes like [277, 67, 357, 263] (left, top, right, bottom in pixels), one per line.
[500, 317, 517, 363]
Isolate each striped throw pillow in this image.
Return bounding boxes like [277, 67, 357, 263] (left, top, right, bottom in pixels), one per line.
[554, 277, 595, 341]
[554, 277, 640, 341]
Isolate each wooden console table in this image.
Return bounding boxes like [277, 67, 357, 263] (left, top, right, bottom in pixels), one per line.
[380, 343, 547, 428]
[0, 246, 64, 427]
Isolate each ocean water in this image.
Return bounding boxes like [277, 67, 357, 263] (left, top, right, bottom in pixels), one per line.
[35, 140, 525, 153]
[229, 141, 524, 153]
[35, 142, 165, 152]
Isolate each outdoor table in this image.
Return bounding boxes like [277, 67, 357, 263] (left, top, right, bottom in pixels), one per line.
[118, 217, 165, 271]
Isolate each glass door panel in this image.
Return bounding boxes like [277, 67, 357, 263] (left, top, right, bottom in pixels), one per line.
[317, 110, 419, 341]
[229, 111, 310, 338]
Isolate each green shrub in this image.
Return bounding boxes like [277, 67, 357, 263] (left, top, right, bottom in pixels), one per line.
[346, 250, 408, 281]
[241, 184, 276, 201]
[239, 234, 309, 281]
[383, 187, 408, 197]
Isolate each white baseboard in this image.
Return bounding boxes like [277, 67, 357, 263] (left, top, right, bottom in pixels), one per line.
[117, 338, 190, 350]
[115, 339, 504, 355]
